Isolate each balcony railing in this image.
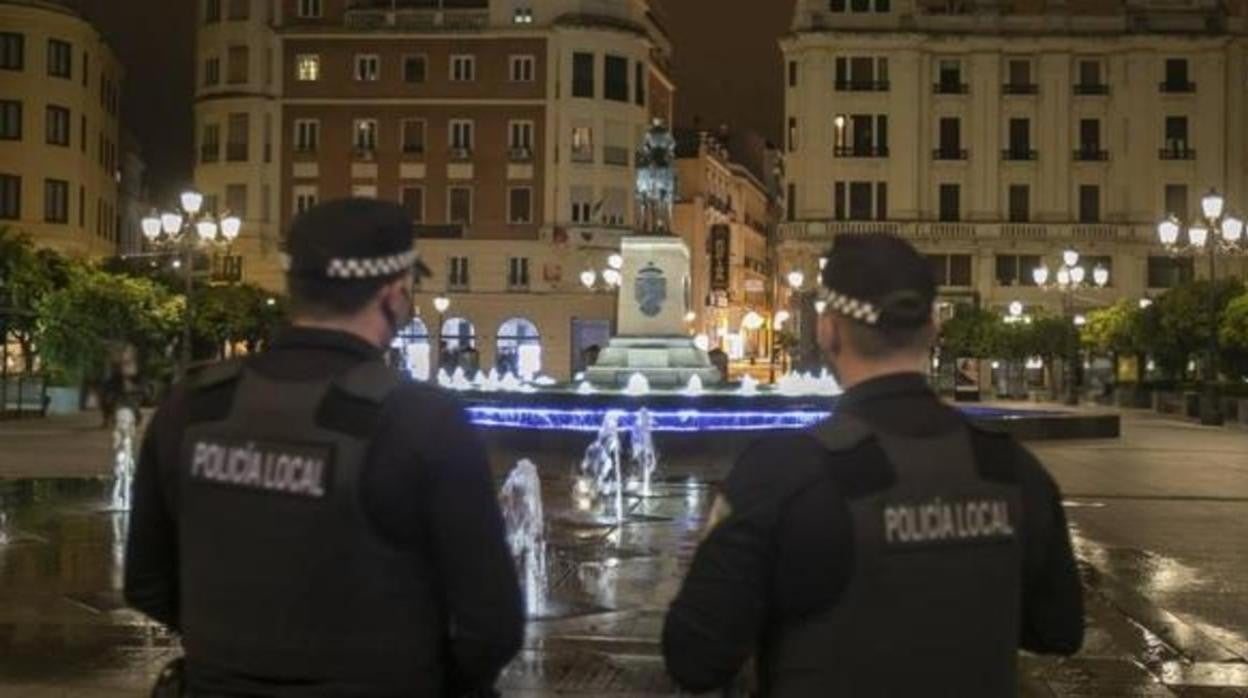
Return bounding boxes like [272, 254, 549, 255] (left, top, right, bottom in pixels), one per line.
[344, 1, 489, 31]
[1159, 80, 1196, 93]
[932, 147, 968, 160]
[1001, 148, 1038, 161]
[1073, 148, 1109, 161]
[1074, 83, 1109, 96]
[401, 144, 425, 156]
[450, 147, 473, 161]
[571, 148, 594, 164]
[834, 145, 889, 158]
[508, 147, 533, 162]
[353, 147, 377, 161]
[1002, 83, 1039, 95]
[200, 145, 219, 164]
[834, 80, 890, 92]
[1159, 147, 1196, 160]
[777, 220, 1143, 244]
[934, 81, 969, 95]
[603, 145, 630, 166]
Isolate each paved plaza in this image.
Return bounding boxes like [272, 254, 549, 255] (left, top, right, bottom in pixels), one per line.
[0, 408, 1246, 697]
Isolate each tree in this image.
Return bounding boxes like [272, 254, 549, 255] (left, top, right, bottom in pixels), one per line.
[0, 227, 72, 372]
[939, 304, 1000, 358]
[37, 266, 184, 385]
[193, 284, 287, 358]
[1220, 291, 1248, 380]
[1148, 279, 1245, 380]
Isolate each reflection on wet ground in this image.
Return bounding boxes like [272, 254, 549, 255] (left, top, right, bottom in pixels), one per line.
[1, 475, 1246, 697]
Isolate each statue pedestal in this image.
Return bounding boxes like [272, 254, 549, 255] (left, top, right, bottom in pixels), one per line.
[586, 236, 722, 388]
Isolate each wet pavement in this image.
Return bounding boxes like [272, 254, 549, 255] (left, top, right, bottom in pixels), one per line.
[0, 410, 1246, 696]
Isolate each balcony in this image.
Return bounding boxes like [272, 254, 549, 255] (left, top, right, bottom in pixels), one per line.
[571, 148, 594, 164]
[1073, 148, 1109, 161]
[1159, 80, 1196, 93]
[834, 80, 890, 92]
[450, 147, 473, 161]
[199, 145, 219, 164]
[1002, 83, 1039, 95]
[353, 147, 377, 161]
[1074, 83, 1110, 96]
[1159, 147, 1196, 160]
[508, 147, 533, 162]
[603, 145, 630, 166]
[401, 144, 425, 157]
[834, 145, 889, 158]
[1001, 148, 1038, 161]
[344, 0, 489, 31]
[210, 254, 243, 284]
[932, 147, 968, 161]
[934, 81, 969, 95]
[777, 220, 1144, 245]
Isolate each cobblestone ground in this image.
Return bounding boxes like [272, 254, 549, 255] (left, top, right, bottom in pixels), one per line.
[0, 409, 1245, 697]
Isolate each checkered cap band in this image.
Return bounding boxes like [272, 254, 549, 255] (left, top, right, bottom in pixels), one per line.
[823, 290, 881, 326]
[324, 249, 421, 279]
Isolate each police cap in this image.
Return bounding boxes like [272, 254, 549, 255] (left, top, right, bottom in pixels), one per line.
[282, 198, 431, 282]
[820, 233, 936, 330]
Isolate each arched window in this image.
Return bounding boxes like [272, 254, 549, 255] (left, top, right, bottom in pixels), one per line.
[496, 317, 541, 378]
[440, 317, 478, 375]
[390, 317, 430, 380]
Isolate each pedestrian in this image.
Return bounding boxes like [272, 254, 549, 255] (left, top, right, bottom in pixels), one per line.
[125, 198, 525, 697]
[662, 233, 1084, 696]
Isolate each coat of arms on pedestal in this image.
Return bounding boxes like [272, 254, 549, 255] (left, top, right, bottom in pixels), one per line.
[635, 263, 667, 318]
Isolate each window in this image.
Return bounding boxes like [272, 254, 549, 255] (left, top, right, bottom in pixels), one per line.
[1163, 58, 1191, 91]
[1163, 116, 1189, 157]
[43, 179, 68, 223]
[787, 117, 797, 152]
[400, 186, 424, 222]
[604, 55, 628, 102]
[508, 257, 530, 288]
[227, 0, 249, 20]
[404, 55, 426, 83]
[79, 114, 85, 152]
[572, 52, 595, 97]
[833, 181, 886, 221]
[45, 105, 69, 146]
[1147, 256, 1194, 288]
[508, 187, 533, 224]
[47, 39, 71, 79]
[449, 256, 470, 288]
[296, 54, 319, 82]
[510, 55, 535, 82]
[401, 119, 425, 154]
[788, 60, 797, 87]
[293, 185, 318, 214]
[571, 125, 593, 162]
[509, 120, 534, 155]
[1005, 118, 1032, 159]
[354, 54, 380, 82]
[1008, 184, 1029, 222]
[78, 185, 84, 227]
[0, 32, 23, 70]
[634, 61, 646, 105]
[1078, 185, 1100, 223]
[846, 182, 872, 220]
[1005, 58, 1034, 92]
[851, 0, 869, 10]
[830, 0, 846, 9]
[833, 182, 845, 220]
[876, 181, 887, 220]
[205, 0, 221, 22]
[786, 182, 796, 222]
[204, 56, 220, 86]
[928, 255, 972, 287]
[0, 100, 19, 140]
[1164, 184, 1188, 220]
[227, 45, 249, 84]
[1076, 59, 1106, 93]
[226, 113, 249, 161]
[449, 187, 472, 225]
[513, 7, 534, 24]
[937, 59, 963, 92]
[571, 185, 593, 223]
[938, 183, 960, 221]
[450, 119, 473, 151]
[995, 255, 1042, 287]
[261, 183, 271, 222]
[838, 113, 887, 157]
[225, 184, 247, 218]
[1078, 118, 1102, 158]
[937, 117, 961, 157]
[875, 0, 890, 9]
[201, 123, 220, 163]
[353, 119, 378, 153]
[0, 174, 19, 219]
[450, 55, 475, 82]
[294, 119, 319, 153]
[297, 0, 321, 18]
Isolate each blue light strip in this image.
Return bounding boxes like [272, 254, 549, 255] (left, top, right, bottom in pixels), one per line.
[466, 406, 834, 433]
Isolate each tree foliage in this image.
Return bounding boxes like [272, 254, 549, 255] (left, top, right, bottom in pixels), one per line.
[1220, 291, 1248, 380]
[192, 284, 287, 357]
[938, 304, 999, 358]
[0, 227, 73, 371]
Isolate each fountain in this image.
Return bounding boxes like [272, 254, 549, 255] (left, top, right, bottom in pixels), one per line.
[499, 459, 548, 617]
[109, 407, 137, 512]
[629, 408, 658, 496]
[624, 373, 651, 397]
[738, 374, 760, 397]
[682, 374, 705, 397]
[575, 411, 625, 524]
[0, 509, 9, 546]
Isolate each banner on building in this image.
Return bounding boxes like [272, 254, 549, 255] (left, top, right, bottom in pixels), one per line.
[710, 225, 731, 292]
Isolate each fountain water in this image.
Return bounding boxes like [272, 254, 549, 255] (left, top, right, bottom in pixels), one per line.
[738, 374, 760, 396]
[0, 508, 9, 546]
[499, 459, 548, 617]
[683, 374, 705, 397]
[629, 408, 658, 496]
[109, 407, 137, 512]
[624, 373, 651, 397]
[575, 410, 625, 524]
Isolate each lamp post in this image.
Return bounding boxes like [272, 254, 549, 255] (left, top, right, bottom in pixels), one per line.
[1156, 188, 1245, 425]
[769, 270, 806, 383]
[432, 295, 451, 378]
[1032, 249, 1109, 405]
[141, 190, 241, 380]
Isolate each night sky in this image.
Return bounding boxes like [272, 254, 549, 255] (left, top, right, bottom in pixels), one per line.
[71, 0, 792, 202]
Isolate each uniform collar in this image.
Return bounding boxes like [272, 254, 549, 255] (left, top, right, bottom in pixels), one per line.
[271, 326, 383, 360]
[839, 372, 934, 411]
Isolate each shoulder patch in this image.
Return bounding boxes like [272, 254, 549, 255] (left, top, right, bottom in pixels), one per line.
[334, 360, 403, 405]
[190, 359, 245, 392]
[808, 413, 874, 453]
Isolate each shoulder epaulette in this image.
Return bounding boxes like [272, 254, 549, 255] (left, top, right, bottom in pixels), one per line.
[335, 360, 403, 405]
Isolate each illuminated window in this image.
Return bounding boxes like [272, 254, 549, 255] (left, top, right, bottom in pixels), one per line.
[296, 54, 319, 82]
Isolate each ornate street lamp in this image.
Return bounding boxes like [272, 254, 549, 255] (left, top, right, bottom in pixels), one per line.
[1155, 187, 1245, 424]
[1032, 248, 1109, 405]
[141, 189, 241, 379]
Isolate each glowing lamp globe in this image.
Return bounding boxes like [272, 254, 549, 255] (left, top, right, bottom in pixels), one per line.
[1032, 265, 1049, 287]
[1008, 301, 1024, 318]
[742, 311, 764, 331]
[220, 215, 242, 241]
[1189, 225, 1209, 249]
[787, 270, 805, 290]
[814, 299, 828, 315]
[1221, 216, 1244, 243]
[607, 254, 624, 270]
[1158, 218, 1181, 246]
[1073, 314, 1087, 327]
[161, 212, 183, 235]
[433, 296, 450, 314]
[1056, 268, 1071, 287]
[1062, 249, 1079, 268]
[580, 270, 597, 290]
[774, 310, 791, 329]
[1092, 265, 1109, 287]
[196, 220, 218, 242]
[1069, 266, 1086, 285]
[180, 190, 204, 216]
[602, 269, 622, 287]
[1201, 189, 1225, 221]
[141, 214, 162, 241]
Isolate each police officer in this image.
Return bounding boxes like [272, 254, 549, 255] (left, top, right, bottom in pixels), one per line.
[125, 198, 524, 696]
[662, 233, 1084, 695]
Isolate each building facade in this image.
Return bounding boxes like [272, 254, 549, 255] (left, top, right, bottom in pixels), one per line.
[0, 0, 124, 258]
[673, 130, 777, 361]
[781, 0, 1248, 326]
[194, 0, 675, 381]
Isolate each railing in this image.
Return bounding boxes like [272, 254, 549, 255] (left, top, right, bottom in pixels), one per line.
[353, 147, 377, 161]
[1073, 148, 1109, 161]
[834, 145, 889, 158]
[1002, 83, 1038, 95]
[1002, 148, 1038, 161]
[450, 147, 473, 161]
[344, 4, 489, 31]
[571, 148, 594, 164]
[834, 80, 890, 92]
[402, 144, 425, 156]
[1002, 224, 1047, 240]
[778, 220, 1147, 244]
[933, 81, 969, 95]
[603, 145, 630, 166]
[200, 145, 219, 163]
[1074, 83, 1109, 96]
[1159, 80, 1196, 93]
[933, 147, 968, 160]
[509, 147, 533, 162]
[1159, 147, 1196, 160]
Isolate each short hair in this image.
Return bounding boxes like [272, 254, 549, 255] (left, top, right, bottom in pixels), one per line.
[838, 314, 936, 359]
[286, 272, 402, 319]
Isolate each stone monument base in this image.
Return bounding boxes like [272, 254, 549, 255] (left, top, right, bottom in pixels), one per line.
[585, 337, 723, 388]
